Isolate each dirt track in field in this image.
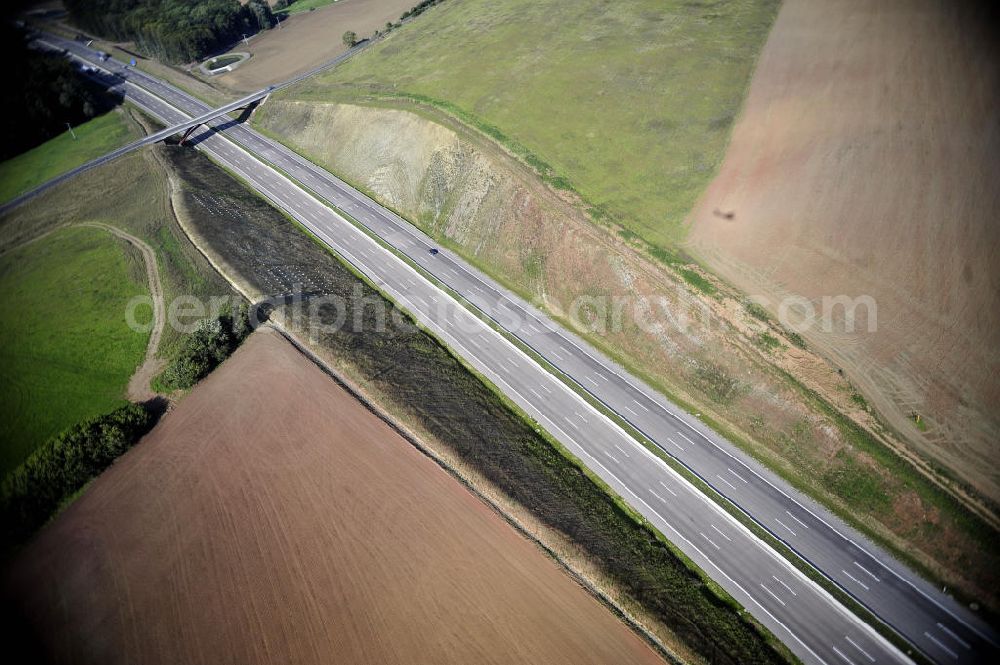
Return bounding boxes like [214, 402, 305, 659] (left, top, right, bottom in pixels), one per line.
[218, 0, 416, 92]
[686, 0, 1000, 502]
[4, 328, 662, 665]
[80, 223, 166, 402]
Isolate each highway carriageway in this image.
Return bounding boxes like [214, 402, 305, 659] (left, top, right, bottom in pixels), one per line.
[48, 35, 999, 665]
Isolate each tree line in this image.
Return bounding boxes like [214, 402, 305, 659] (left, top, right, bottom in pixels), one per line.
[0, 307, 254, 550]
[64, 0, 277, 63]
[1, 404, 156, 549]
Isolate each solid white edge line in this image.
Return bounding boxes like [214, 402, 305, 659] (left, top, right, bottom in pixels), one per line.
[119, 71, 915, 665]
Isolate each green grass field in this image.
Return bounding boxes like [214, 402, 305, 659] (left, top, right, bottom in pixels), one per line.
[277, 0, 341, 15]
[0, 110, 132, 205]
[0, 226, 150, 477]
[286, 0, 779, 248]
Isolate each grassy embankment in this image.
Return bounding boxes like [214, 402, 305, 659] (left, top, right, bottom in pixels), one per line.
[0, 112, 235, 357]
[263, 0, 1000, 611]
[0, 109, 235, 476]
[289, 0, 779, 247]
[0, 110, 131, 204]
[0, 227, 149, 476]
[162, 143, 797, 665]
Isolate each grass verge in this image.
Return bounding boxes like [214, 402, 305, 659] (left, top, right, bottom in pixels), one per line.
[0, 110, 131, 204]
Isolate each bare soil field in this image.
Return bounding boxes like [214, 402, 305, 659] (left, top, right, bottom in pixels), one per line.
[4, 329, 663, 665]
[216, 0, 416, 92]
[686, 0, 1000, 504]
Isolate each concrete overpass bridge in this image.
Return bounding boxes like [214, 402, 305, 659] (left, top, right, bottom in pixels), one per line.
[0, 39, 272, 215]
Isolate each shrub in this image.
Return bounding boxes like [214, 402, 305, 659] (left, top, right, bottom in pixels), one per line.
[158, 305, 252, 390]
[744, 299, 769, 322]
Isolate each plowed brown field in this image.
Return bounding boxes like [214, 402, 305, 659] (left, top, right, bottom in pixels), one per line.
[687, 0, 1000, 503]
[4, 329, 662, 665]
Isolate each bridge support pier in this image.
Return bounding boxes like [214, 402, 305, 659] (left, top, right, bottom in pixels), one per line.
[178, 124, 202, 146]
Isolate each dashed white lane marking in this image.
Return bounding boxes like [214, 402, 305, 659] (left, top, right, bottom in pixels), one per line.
[832, 645, 857, 665]
[540, 383, 552, 395]
[529, 388, 543, 400]
[575, 411, 589, 423]
[841, 569, 870, 592]
[676, 430, 696, 446]
[636, 401, 650, 412]
[775, 517, 797, 537]
[604, 450, 620, 465]
[666, 436, 684, 452]
[759, 583, 786, 607]
[844, 636, 876, 662]
[584, 375, 599, 387]
[852, 561, 881, 583]
[649, 488, 667, 503]
[936, 623, 971, 650]
[785, 510, 810, 530]
[566, 418, 581, 432]
[923, 632, 959, 660]
[613, 443, 630, 458]
[118, 70, 936, 665]
[716, 474, 738, 492]
[710, 524, 731, 541]
[772, 575, 797, 596]
[728, 467, 749, 483]
[623, 405, 639, 416]
[699, 532, 721, 550]
[658, 480, 677, 497]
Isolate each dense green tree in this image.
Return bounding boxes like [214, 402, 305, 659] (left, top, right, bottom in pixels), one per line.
[246, 0, 277, 32]
[158, 305, 253, 390]
[1, 26, 119, 160]
[1, 403, 156, 547]
[63, 0, 275, 63]
[342, 30, 358, 47]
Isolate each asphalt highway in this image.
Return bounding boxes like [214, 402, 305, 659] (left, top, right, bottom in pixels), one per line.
[0, 41, 271, 217]
[37, 34, 998, 665]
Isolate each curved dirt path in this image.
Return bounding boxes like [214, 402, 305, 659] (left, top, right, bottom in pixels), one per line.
[79, 222, 166, 402]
